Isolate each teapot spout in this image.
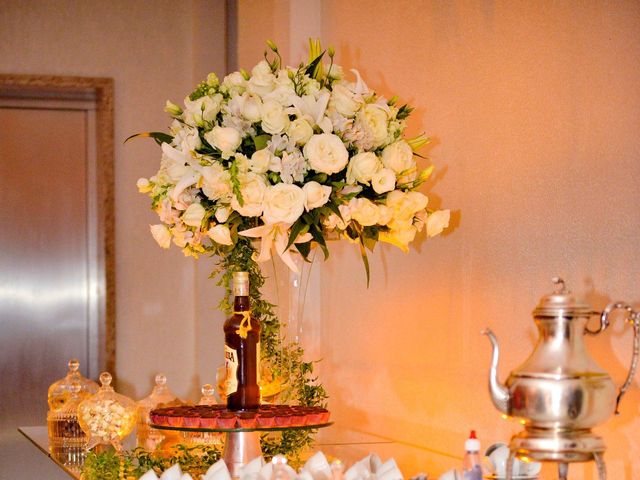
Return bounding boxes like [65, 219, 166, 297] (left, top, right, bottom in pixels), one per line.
[482, 328, 510, 414]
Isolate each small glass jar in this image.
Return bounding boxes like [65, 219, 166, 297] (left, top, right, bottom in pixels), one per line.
[46, 382, 88, 470]
[136, 373, 181, 450]
[77, 372, 137, 452]
[47, 359, 98, 412]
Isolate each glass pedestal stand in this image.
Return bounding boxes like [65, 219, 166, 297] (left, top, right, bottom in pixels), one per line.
[152, 422, 333, 478]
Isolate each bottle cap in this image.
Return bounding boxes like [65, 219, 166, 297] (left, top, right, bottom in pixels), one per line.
[233, 271, 250, 296]
[465, 430, 480, 451]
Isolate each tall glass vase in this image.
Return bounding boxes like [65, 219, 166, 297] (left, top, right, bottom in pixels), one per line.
[262, 248, 322, 367]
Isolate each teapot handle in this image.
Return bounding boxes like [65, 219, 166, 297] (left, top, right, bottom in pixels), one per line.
[591, 302, 640, 414]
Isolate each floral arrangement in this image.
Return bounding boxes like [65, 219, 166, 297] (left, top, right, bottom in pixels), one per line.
[132, 39, 449, 461]
[135, 40, 449, 281]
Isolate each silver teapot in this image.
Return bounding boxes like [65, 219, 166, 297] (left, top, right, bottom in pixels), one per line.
[483, 277, 639, 479]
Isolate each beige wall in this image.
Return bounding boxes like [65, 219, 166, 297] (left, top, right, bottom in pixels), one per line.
[0, 0, 227, 400]
[237, 0, 640, 477]
[2, 0, 639, 477]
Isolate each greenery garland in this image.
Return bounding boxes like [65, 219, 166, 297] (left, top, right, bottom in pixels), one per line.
[213, 237, 328, 464]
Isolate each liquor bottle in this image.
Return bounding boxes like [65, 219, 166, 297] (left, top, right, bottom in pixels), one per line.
[224, 271, 261, 410]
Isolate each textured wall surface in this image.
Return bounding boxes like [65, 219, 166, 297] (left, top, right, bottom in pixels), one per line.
[237, 1, 640, 477]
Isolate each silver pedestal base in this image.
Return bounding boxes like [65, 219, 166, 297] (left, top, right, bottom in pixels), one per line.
[505, 428, 607, 480]
[223, 431, 262, 479]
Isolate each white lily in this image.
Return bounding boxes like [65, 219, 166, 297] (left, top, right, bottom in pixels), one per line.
[291, 91, 330, 126]
[239, 223, 312, 273]
[350, 69, 369, 95]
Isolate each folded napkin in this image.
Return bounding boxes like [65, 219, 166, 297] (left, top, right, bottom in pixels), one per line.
[376, 459, 403, 480]
[240, 456, 266, 480]
[139, 470, 160, 480]
[160, 464, 182, 480]
[301, 451, 332, 480]
[203, 459, 232, 480]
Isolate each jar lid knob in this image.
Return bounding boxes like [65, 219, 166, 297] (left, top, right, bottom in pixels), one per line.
[202, 383, 215, 396]
[155, 373, 167, 387]
[99, 372, 112, 387]
[68, 358, 80, 372]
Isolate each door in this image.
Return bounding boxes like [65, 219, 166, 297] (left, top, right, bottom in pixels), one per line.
[0, 76, 114, 477]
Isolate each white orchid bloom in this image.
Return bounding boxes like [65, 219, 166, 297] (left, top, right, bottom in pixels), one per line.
[238, 223, 312, 273]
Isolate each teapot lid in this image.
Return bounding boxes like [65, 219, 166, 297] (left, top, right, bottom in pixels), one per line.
[533, 277, 593, 317]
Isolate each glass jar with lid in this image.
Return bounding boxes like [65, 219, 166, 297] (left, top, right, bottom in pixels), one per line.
[46, 381, 88, 471]
[136, 373, 181, 450]
[77, 372, 138, 452]
[47, 359, 98, 412]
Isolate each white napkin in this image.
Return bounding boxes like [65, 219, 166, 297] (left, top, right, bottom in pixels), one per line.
[139, 470, 160, 480]
[344, 462, 371, 480]
[375, 459, 403, 480]
[240, 456, 266, 480]
[301, 451, 332, 480]
[161, 464, 183, 480]
[180, 474, 194, 480]
[203, 459, 232, 480]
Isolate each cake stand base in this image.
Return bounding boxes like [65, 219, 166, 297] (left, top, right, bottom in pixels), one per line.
[223, 431, 261, 478]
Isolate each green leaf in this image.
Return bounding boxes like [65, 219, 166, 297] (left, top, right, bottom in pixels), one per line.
[124, 131, 173, 145]
[305, 50, 326, 78]
[295, 241, 311, 260]
[358, 237, 371, 287]
[253, 134, 270, 151]
[396, 104, 414, 120]
[285, 219, 309, 251]
[325, 200, 342, 218]
[309, 225, 329, 260]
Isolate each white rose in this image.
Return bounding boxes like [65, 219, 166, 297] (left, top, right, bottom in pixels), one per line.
[302, 181, 331, 211]
[371, 168, 396, 194]
[377, 205, 393, 225]
[241, 93, 262, 123]
[287, 118, 314, 145]
[357, 104, 388, 148]
[405, 191, 429, 212]
[387, 190, 428, 221]
[381, 140, 415, 174]
[230, 173, 268, 217]
[380, 226, 417, 251]
[427, 209, 450, 237]
[150, 224, 171, 249]
[204, 126, 242, 159]
[261, 100, 290, 135]
[303, 133, 349, 174]
[201, 164, 231, 200]
[262, 183, 305, 225]
[222, 71, 247, 96]
[207, 224, 233, 245]
[215, 206, 231, 223]
[250, 149, 273, 174]
[248, 60, 276, 96]
[182, 203, 206, 227]
[173, 126, 202, 153]
[349, 197, 380, 226]
[329, 84, 360, 117]
[183, 94, 222, 127]
[346, 152, 382, 185]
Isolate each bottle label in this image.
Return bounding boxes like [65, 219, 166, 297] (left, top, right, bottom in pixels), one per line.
[224, 344, 238, 396]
